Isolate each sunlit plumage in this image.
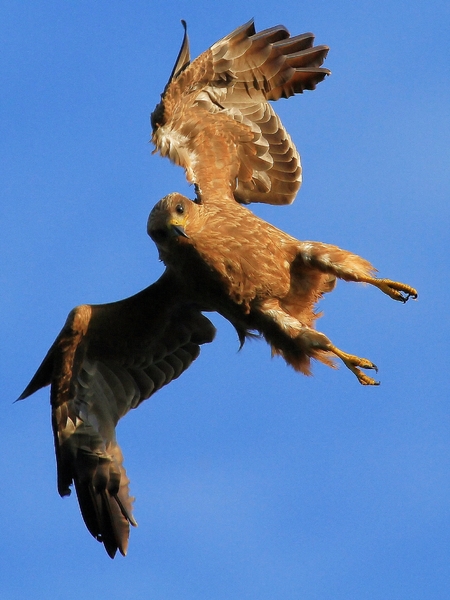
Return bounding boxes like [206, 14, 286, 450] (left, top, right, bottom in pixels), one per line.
[20, 19, 417, 560]
[149, 21, 416, 384]
[151, 19, 330, 206]
[148, 193, 417, 386]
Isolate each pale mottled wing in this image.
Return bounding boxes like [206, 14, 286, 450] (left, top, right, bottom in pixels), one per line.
[18, 270, 215, 558]
[151, 20, 330, 205]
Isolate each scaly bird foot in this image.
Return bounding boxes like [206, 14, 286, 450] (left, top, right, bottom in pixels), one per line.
[366, 278, 418, 303]
[327, 344, 380, 386]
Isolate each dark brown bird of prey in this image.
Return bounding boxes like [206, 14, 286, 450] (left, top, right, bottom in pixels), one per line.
[19, 271, 215, 558]
[151, 19, 330, 206]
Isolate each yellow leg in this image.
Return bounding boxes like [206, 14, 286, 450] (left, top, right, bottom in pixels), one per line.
[363, 277, 418, 303]
[327, 343, 380, 386]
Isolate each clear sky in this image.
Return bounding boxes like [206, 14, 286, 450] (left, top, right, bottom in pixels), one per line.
[2, 1, 449, 598]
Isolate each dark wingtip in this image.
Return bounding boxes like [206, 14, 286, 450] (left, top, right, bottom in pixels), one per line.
[167, 19, 190, 84]
[15, 354, 54, 402]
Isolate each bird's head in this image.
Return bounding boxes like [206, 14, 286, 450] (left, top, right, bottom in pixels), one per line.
[147, 193, 195, 251]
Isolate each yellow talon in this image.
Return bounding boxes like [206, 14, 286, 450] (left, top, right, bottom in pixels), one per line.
[327, 344, 380, 386]
[366, 278, 418, 303]
[355, 372, 380, 386]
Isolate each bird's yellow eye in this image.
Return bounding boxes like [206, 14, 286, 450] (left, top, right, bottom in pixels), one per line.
[175, 204, 184, 215]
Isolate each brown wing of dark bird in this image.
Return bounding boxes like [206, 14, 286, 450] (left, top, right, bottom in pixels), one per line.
[148, 194, 417, 386]
[151, 20, 330, 206]
[18, 270, 215, 558]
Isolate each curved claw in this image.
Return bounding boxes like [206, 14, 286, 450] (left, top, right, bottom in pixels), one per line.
[401, 289, 418, 302]
[357, 372, 381, 386]
[367, 278, 418, 303]
[327, 344, 380, 386]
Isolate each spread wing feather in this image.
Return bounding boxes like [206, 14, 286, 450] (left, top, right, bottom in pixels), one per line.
[18, 270, 215, 557]
[151, 19, 330, 206]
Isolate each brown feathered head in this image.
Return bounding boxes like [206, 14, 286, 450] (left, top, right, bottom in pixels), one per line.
[147, 193, 198, 252]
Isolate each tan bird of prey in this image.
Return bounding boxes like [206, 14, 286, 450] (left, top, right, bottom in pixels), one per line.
[19, 272, 215, 558]
[148, 20, 417, 385]
[19, 19, 416, 559]
[148, 194, 417, 386]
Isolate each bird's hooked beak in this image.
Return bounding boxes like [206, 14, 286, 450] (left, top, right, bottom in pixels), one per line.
[168, 218, 189, 239]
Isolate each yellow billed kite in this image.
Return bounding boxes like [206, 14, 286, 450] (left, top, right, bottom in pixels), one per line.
[19, 19, 417, 559]
[148, 20, 417, 385]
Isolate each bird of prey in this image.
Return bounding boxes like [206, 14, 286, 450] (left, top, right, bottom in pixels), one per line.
[18, 19, 417, 559]
[18, 271, 215, 558]
[151, 19, 330, 206]
[148, 20, 417, 383]
[148, 193, 417, 386]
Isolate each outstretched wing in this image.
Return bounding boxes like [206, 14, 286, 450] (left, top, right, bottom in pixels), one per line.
[151, 19, 330, 206]
[18, 270, 215, 558]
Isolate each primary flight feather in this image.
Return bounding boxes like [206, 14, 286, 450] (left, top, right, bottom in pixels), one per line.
[151, 19, 330, 206]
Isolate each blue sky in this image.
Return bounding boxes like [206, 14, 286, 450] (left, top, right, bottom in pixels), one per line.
[2, 1, 449, 598]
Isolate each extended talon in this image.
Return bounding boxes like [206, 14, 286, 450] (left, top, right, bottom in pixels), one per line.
[327, 344, 380, 386]
[357, 372, 380, 386]
[368, 278, 418, 303]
